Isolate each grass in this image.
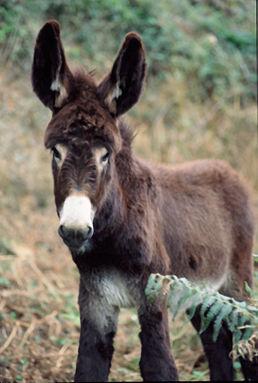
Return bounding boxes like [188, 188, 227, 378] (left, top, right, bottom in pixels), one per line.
[0, 62, 257, 381]
[0, 245, 209, 382]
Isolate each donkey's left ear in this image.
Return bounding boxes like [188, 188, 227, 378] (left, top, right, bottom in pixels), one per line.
[32, 20, 73, 111]
[97, 32, 146, 117]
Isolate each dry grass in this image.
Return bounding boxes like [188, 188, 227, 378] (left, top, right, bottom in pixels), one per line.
[0, 68, 257, 382]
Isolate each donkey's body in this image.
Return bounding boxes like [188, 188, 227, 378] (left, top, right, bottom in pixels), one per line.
[32, 21, 256, 382]
[77, 141, 253, 295]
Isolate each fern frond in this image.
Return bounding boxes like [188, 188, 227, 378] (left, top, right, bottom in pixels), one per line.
[230, 333, 258, 361]
[213, 303, 233, 341]
[145, 273, 258, 354]
[199, 295, 218, 333]
[241, 325, 256, 342]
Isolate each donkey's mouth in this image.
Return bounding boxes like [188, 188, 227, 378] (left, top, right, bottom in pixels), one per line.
[73, 239, 93, 254]
[60, 236, 94, 255]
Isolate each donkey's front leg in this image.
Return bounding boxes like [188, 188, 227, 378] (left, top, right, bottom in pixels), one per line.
[75, 286, 118, 382]
[138, 302, 178, 381]
[74, 316, 117, 382]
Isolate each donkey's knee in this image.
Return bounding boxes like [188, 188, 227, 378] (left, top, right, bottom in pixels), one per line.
[75, 291, 119, 382]
[75, 314, 117, 382]
[138, 304, 178, 381]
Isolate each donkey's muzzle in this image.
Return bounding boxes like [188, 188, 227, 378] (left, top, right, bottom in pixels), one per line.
[58, 225, 93, 249]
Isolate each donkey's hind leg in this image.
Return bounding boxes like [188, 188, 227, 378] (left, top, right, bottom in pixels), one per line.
[239, 342, 258, 381]
[191, 306, 234, 381]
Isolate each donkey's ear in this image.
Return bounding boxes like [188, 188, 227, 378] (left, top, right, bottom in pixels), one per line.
[32, 20, 73, 110]
[97, 32, 146, 117]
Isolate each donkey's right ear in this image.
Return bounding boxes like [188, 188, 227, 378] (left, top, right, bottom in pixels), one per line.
[32, 20, 73, 111]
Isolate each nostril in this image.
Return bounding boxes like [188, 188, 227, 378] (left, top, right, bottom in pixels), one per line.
[86, 226, 93, 239]
[58, 225, 73, 241]
[77, 226, 93, 241]
[58, 225, 93, 247]
[58, 225, 66, 239]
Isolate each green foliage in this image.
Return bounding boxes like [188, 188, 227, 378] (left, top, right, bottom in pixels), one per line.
[0, 276, 11, 287]
[0, 238, 16, 256]
[0, 0, 255, 101]
[145, 273, 258, 358]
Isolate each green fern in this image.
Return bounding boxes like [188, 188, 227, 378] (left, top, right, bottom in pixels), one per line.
[199, 295, 218, 333]
[145, 273, 258, 359]
[213, 303, 232, 341]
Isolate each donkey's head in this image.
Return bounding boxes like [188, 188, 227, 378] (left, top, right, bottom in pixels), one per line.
[32, 21, 146, 253]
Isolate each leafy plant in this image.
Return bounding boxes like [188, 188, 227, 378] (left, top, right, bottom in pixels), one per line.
[145, 273, 258, 360]
[0, 0, 255, 100]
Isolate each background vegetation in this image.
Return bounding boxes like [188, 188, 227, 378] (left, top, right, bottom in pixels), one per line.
[0, 0, 257, 381]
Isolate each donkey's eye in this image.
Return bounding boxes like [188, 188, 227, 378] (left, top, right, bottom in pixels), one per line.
[95, 147, 110, 169]
[51, 144, 67, 167]
[52, 147, 61, 162]
[101, 151, 110, 164]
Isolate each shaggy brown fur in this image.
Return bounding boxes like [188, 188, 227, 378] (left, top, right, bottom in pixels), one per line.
[32, 21, 256, 382]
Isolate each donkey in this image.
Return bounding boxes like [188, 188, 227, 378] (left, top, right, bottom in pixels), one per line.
[32, 21, 256, 382]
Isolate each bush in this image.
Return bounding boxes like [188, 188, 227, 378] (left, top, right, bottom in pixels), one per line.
[0, 0, 255, 101]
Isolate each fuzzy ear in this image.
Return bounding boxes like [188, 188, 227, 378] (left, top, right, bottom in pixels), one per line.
[97, 32, 146, 117]
[32, 20, 73, 110]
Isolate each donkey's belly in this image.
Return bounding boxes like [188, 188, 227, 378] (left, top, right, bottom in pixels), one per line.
[162, 210, 232, 287]
[165, 236, 231, 290]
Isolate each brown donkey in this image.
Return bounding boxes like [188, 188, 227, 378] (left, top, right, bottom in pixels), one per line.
[32, 21, 256, 382]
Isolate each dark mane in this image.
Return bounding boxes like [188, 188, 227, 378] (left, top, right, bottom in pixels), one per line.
[118, 120, 135, 149]
[72, 69, 97, 92]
